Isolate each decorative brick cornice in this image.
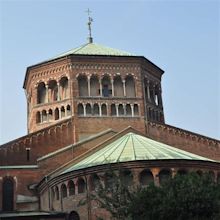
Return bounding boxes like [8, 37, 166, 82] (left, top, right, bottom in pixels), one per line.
[147, 121, 220, 146]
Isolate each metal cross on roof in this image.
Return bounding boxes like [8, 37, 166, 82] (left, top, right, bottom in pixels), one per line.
[86, 8, 93, 43]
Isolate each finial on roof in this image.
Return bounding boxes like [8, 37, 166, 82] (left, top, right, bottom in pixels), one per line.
[86, 8, 93, 43]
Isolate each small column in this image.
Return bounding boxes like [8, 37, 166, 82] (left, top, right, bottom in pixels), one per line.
[83, 104, 86, 116]
[99, 103, 102, 116]
[46, 110, 49, 122]
[58, 108, 61, 119]
[45, 84, 49, 103]
[147, 80, 150, 101]
[122, 80, 126, 97]
[116, 104, 119, 117]
[88, 76, 91, 97]
[99, 79, 103, 97]
[131, 104, 134, 117]
[57, 82, 60, 101]
[40, 112, 43, 123]
[111, 79, 114, 97]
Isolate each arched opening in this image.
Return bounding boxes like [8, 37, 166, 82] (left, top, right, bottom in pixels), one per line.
[90, 174, 101, 191]
[90, 75, 99, 96]
[177, 169, 188, 176]
[48, 109, 53, 121]
[85, 103, 92, 115]
[149, 83, 155, 103]
[139, 170, 154, 186]
[102, 75, 111, 97]
[37, 82, 46, 104]
[111, 104, 116, 116]
[51, 188, 55, 202]
[134, 104, 139, 116]
[68, 211, 80, 220]
[48, 80, 58, 102]
[68, 180, 75, 196]
[55, 186, 59, 200]
[78, 75, 88, 96]
[118, 104, 124, 116]
[2, 177, 14, 211]
[36, 111, 41, 123]
[60, 77, 68, 99]
[93, 103, 99, 116]
[78, 178, 86, 194]
[121, 170, 133, 186]
[67, 105, 71, 116]
[61, 184, 67, 198]
[77, 103, 84, 116]
[54, 108, 59, 120]
[125, 75, 135, 97]
[126, 104, 132, 116]
[159, 169, 171, 185]
[217, 173, 220, 184]
[101, 104, 107, 116]
[113, 75, 123, 97]
[42, 110, 47, 122]
[61, 106, 65, 118]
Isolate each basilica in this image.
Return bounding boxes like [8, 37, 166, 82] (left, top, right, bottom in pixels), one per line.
[0, 17, 220, 220]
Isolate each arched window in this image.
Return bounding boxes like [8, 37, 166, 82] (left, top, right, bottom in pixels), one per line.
[139, 170, 154, 186]
[93, 103, 99, 116]
[118, 104, 124, 116]
[68, 180, 75, 196]
[48, 109, 53, 121]
[125, 75, 135, 97]
[55, 108, 59, 120]
[159, 169, 171, 185]
[90, 174, 101, 191]
[90, 75, 99, 96]
[68, 211, 80, 220]
[36, 111, 41, 123]
[78, 178, 86, 194]
[101, 104, 107, 116]
[55, 186, 59, 200]
[78, 75, 88, 96]
[77, 103, 84, 116]
[2, 177, 14, 211]
[149, 83, 155, 103]
[48, 80, 58, 102]
[37, 82, 46, 104]
[85, 103, 92, 115]
[42, 110, 47, 122]
[67, 105, 71, 116]
[134, 104, 139, 116]
[126, 104, 132, 116]
[61, 184, 67, 198]
[111, 104, 116, 116]
[121, 170, 133, 186]
[113, 75, 123, 97]
[60, 77, 68, 99]
[61, 106, 65, 118]
[102, 75, 111, 97]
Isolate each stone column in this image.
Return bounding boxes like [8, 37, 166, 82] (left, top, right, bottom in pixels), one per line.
[99, 79, 103, 97]
[131, 104, 134, 117]
[40, 112, 43, 123]
[111, 79, 114, 97]
[88, 76, 91, 97]
[58, 108, 61, 119]
[116, 104, 119, 117]
[83, 104, 86, 116]
[147, 80, 150, 101]
[99, 103, 102, 116]
[122, 80, 126, 97]
[45, 84, 49, 103]
[57, 82, 60, 101]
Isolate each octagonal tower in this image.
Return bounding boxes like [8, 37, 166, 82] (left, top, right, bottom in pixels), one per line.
[23, 42, 165, 140]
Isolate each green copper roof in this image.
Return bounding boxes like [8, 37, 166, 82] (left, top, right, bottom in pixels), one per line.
[62, 132, 213, 174]
[50, 43, 135, 60]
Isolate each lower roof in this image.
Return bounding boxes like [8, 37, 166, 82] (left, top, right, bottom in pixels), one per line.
[62, 132, 215, 174]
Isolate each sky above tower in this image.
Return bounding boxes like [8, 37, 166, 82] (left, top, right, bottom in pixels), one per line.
[0, 0, 219, 144]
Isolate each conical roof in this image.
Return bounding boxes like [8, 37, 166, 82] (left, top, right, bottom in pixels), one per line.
[62, 132, 213, 174]
[50, 42, 135, 61]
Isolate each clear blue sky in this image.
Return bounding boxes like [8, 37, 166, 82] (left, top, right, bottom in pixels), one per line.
[0, 0, 219, 144]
